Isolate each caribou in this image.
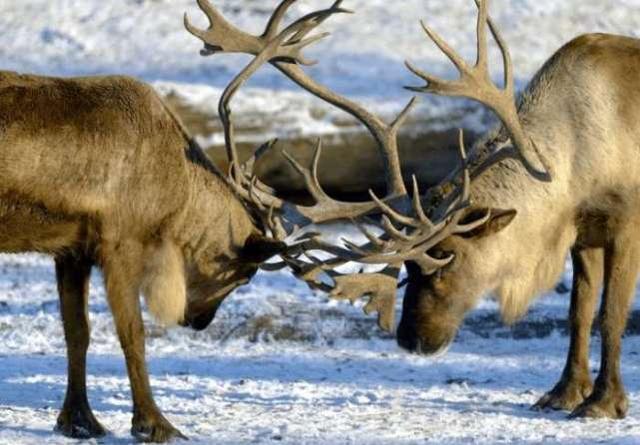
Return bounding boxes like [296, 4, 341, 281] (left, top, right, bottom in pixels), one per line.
[316, 0, 638, 421]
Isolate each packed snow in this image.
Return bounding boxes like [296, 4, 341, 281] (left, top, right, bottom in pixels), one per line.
[2, 0, 640, 444]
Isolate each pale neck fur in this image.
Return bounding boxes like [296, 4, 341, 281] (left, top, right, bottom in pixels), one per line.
[469, 35, 640, 322]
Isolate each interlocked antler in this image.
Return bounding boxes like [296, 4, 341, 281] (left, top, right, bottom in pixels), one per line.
[185, 0, 417, 331]
[339, 130, 492, 272]
[405, 0, 551, 182]
[261, 241, 400, 332]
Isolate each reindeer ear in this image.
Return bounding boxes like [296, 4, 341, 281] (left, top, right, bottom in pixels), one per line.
[242, 234, 287, 264]
[460, 208, 517, 239]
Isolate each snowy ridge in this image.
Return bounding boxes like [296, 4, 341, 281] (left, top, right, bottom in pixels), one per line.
[2, 0, 640, 140]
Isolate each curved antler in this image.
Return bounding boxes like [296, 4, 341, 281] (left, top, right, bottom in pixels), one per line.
[405, 0, 552, 182]
[185, 0, 414, 197]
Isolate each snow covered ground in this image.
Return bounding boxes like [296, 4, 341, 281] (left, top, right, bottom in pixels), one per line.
[3, 0, 640, 444]
[2, 254, 640, 444]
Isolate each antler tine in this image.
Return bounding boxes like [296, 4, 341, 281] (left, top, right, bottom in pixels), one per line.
[473, 0, 513, 95]
[267, 204, 289, 241]
[274, 4, 354, 65]
[195, 0, 222, 26]
[419, 20, 468, 74]
[391, 97, 419, 134]
[406, 0, 552, 181]
[184, 0, 262, 55]
[368, 190, 418, 228]
[342, 220, 391, 256]
[380, 215, 412, 242]
[330, 270, 400, 332]
[243, 139, 279, 181]
[311, 139, 323, 191]
[411, 175, 433, 227]
[282, 139, 332, 204]
[458, 129, 471, 204]
[287, 1, 352, 40]
[475, 0, 489, 72]
[263, 0, 299, 40]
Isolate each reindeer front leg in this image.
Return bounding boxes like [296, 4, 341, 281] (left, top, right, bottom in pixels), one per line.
[102, 240, 186, 442]
[570, 233, 640, 419]
[533, 247, 602, 411]
[55, 253, 107, 439]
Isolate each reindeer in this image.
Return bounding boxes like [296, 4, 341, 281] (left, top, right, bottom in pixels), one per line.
[0, 2, 416, 441]
[305, 0, 640, 421]
[0, 73, 288, 442]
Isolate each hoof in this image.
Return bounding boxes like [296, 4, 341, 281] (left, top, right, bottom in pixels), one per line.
[132, 413, 187, 443]
[569, 390, 628, 420]
[55, 407, 108, 439]
[532, 377, 593, 412]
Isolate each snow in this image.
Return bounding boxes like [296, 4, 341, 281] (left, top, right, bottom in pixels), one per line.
[2, 0, 640, 443]
[2, 253, 640, 444]
[2, 0, 640, 141]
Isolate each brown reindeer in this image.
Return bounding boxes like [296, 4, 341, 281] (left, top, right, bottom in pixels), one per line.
[0, 2, 416, 441]
[0, 76, 289, 442]
[320, 0, 640, 421]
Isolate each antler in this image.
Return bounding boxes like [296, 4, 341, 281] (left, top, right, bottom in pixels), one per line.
[185, 0, 419, 332]
[206, 2, 383, 225]
[184, 0, 551, 333]
[292, 1, 557, 297]
[185, 0, 415, 200]
[335, 131, 492, 273]
[261, 232, 402, 333]
[405, 0, 551, 182]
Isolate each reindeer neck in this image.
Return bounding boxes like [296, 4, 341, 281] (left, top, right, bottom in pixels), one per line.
[170, 141, 259, 268]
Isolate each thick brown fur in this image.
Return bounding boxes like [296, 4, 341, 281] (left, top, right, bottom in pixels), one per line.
[398, 33, 640, 420]
[0, 71, 281, 441]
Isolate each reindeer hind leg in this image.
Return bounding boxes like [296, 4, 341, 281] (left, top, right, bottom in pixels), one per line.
[570, 229, 640, 419]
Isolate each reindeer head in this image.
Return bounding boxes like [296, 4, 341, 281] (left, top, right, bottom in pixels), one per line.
[181, 234, 287, 331]
[332, 0, 551, 354]
[395, 208, 517, 354]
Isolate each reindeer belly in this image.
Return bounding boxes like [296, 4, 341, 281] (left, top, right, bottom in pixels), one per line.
[0, 197, 85, 254]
